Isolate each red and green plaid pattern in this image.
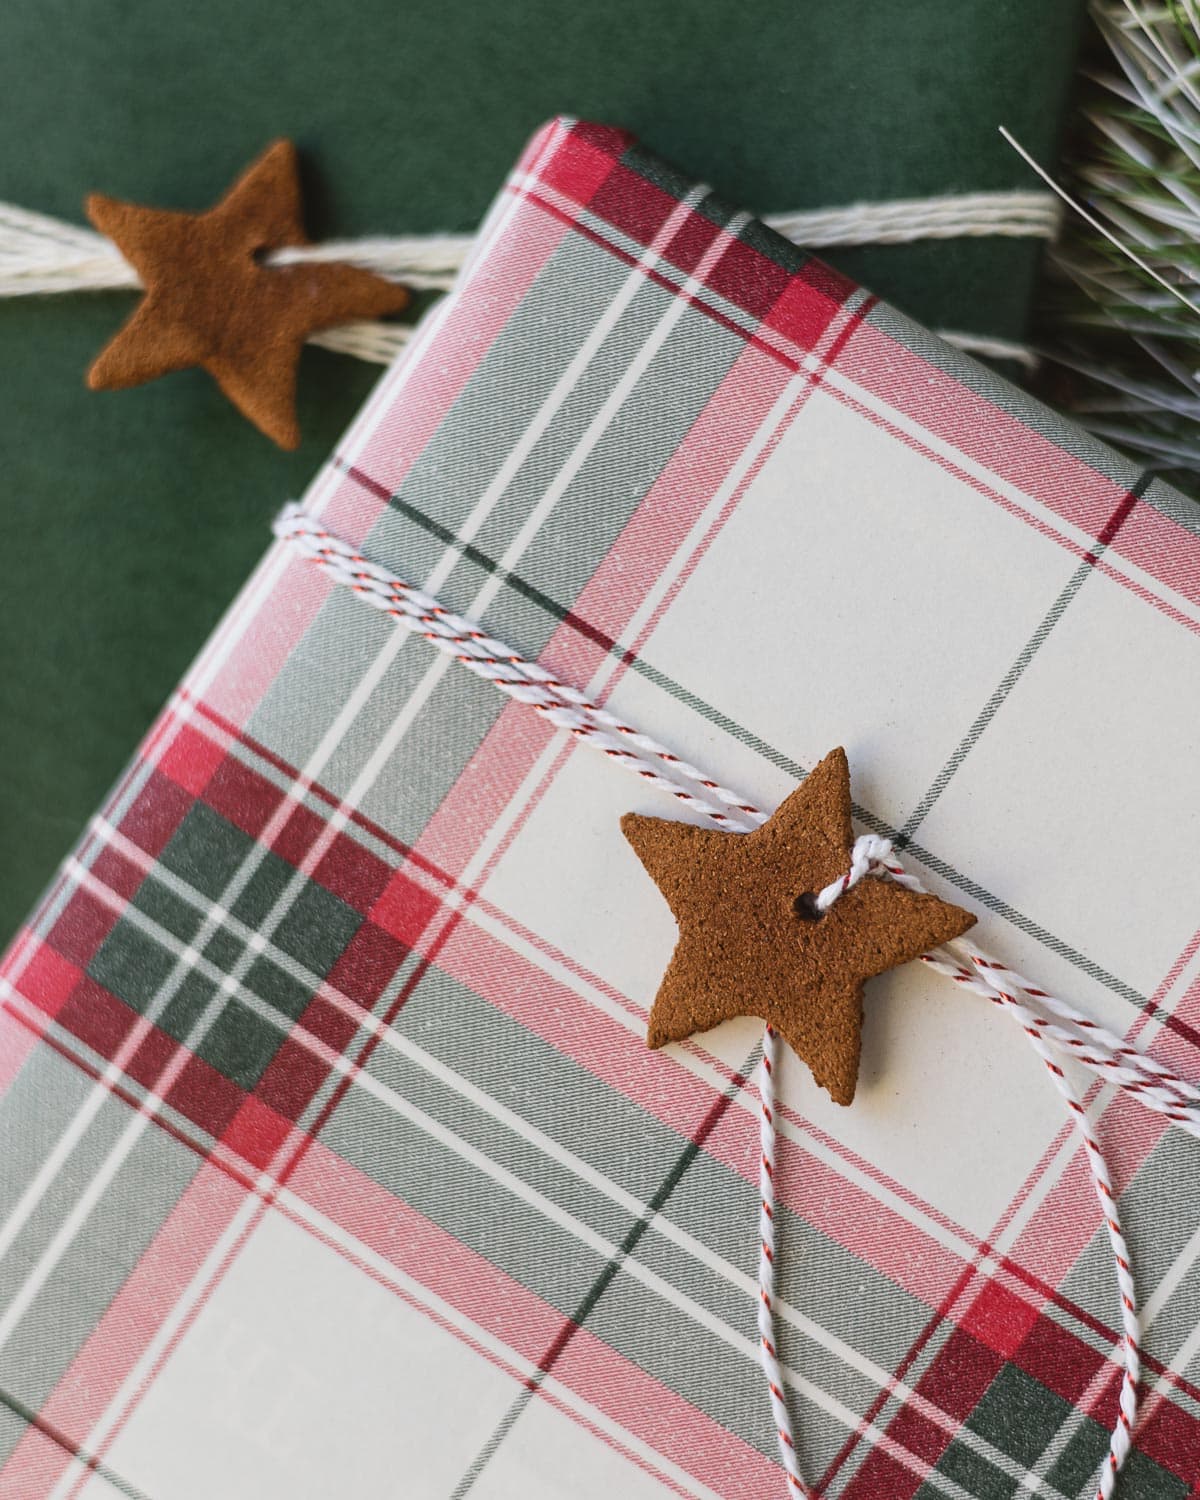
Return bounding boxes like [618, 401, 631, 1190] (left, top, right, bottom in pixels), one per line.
[1, 118, 1199, 1499]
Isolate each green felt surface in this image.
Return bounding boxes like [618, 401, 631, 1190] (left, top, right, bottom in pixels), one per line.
[0, 0, 1084, 941]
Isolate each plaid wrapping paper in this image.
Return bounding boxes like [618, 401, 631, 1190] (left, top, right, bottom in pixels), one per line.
[1, 116, 1199, 1499]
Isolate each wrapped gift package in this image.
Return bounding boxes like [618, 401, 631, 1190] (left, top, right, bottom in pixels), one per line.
[1, 118, 1197, 1499]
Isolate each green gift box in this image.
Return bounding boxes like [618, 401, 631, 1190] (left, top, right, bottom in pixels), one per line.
[0, 0, 1083, 935]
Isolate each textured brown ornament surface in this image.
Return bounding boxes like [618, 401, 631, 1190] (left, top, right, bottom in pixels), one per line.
[622, 748, 977, 1106]
[85, 140, 411, 448]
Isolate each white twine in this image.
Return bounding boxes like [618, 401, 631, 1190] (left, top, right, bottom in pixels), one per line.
[317, 321, 1042, 373]
[0, 192, 1054, 371]
[0, 189, 1059, 296]
[937, 329, 1038, 371]
[0, 203, 472, 296]
[273, 505, 1176, 1498]
[0, 189, 1057, 371]
[765, 190, 1060, 248]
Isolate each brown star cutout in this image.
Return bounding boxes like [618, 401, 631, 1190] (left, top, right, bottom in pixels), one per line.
[85, 140, 411, 448]
[621, 748, 976, 1105]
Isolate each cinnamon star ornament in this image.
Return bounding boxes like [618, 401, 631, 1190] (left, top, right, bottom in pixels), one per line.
[622, 748, 976, 1105]
[85, 140, 411, 448]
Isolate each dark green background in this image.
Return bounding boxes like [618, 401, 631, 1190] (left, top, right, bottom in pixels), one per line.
[0, 0, 1084, 940]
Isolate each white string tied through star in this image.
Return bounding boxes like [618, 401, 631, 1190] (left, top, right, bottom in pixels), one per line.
[0, 188, 1057, 370]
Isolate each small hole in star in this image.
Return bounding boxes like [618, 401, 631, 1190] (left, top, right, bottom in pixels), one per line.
[251, 245, 272, 265]
[793, 892, 824, 922]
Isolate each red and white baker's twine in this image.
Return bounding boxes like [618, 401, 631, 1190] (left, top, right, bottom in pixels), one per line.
[277, 503, 1198, 1499]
